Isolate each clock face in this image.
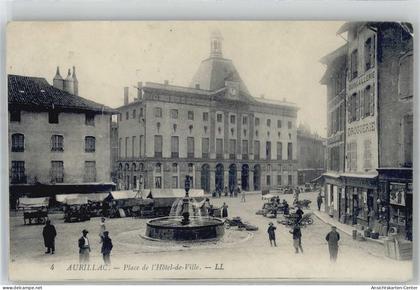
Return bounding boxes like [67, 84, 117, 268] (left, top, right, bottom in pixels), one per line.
[229, 87, 238, 96]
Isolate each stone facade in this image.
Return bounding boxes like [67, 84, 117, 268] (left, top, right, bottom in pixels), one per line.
[296, 125, 326, 185]
[116, 32, 299, 193]
[320, 22, 413, 240]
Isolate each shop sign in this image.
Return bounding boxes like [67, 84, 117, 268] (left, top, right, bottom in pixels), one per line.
[390, 182, 406, 206]
[348, 70, 375, 91]
[347, 121, 376, 137]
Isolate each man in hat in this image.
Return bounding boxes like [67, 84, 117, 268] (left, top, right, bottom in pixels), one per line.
[267, 222, 277, 247]
[42, 220, 57, 254]
[325, 226, 340, 262]
[290, 224, 303, 254]
[101, 231, 113, 265]
[78, 229, 91, 263]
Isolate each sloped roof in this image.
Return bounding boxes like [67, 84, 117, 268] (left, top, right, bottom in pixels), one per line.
[8, 74, 116, 113]
[190, 57, 250, 94]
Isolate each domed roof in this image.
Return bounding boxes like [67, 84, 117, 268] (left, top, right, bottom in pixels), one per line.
[190, 30, 249, 94]
[190, 57, 249, 94]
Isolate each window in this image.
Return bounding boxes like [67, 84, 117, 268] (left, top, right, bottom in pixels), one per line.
[125, 137, 129, 157]
[255, 118, 260, 126]
[347, 142, 357, 171]
[51, 135, 64, 152]
[118, 138, 122, 158]
[330, 146, 340, 172]
[266, 175, 271, 186]
[277, 120, 282, 128]
[229, 139, 236, 159]
[125, 111, 129, 120]
[242, 116, 248, 125]
[203, 112, 209, 121]
[85, 136, 96, 152]
[254, 140, 260, 160]
[171, 136, 179, 158]
[49, 111, 59, 124]
[288, 175, 293, 185]
[139, 135, 144, 157]
[172, 163, 178, 174]
[11, 161, 25, 183]
[154, 107, 162, 118]
[172, 176, 179, 188]
[267, 119, 271, 127]
[349, 93, 358, 122]
[277, 175, 282, 186]
[363, 85, 374, 117]
[350, 49, 358, 79]
[155, 163, 162, 174]
[266, 141, 271, 160]
[288, 121, 292, 129]
[217, 113, 223, 123]
[230, 115, 236, 124]
[188, 111, 194, 120]
[11, 133, 24, 152]
[154, 135, 163, 157]
[242, 140, 248, 159]
[84, 161, 96, 182]
[132, 109, 136, 119]
[139, 108, 144, 117]
[401, 114, 413, 167]
[10, 110, 21, 122]
[187, 137, 195, 158]
[399, 53, 413, 101]
[364, 37, 374, 71]
[51, 161, 64, 183]
[132, 136, 136, 157]
[170, 109, 178, 119]
[277, 142, 282, 160]
[85, 113, 95, 126]
[216, 138, 223, 159]
[363, 139, 372, 170]
[202, 138, 209, 159]
[155, 177, 162, 189]
[287, 142, 293, 160]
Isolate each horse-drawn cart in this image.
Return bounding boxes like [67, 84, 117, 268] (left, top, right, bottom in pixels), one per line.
[18, 197, 49, 225]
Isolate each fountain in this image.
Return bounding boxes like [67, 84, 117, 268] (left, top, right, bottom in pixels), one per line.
[145, 175, 225, 241]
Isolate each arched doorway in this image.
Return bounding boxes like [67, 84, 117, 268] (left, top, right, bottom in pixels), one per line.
[124, 163, 130, 190]
[201, 164, 210, 194]
[241, 164, 249, 191]
[132, 163, 137, 189]
[229, 164, 237, 192]
[253, 164, 261, 191]
[215, 163, 224, 192]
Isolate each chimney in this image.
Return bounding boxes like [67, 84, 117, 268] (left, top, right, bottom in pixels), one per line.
[137, 82, 143, 99]
[195, 84, 200, 89]
[124, 87, 129, 105]
[72, 66, 79, 95]
[164, 80, 169, 85]
[53, 66, 64, 90]
[63, 68, 74, 94]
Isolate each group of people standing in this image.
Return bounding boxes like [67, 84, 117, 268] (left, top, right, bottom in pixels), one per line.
[42, 217, 113, 265]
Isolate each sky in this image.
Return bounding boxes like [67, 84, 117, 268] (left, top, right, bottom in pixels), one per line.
[7, 21, 346, 137]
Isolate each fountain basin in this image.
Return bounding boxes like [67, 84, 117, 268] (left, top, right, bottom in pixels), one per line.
[145, 216, 225, 241]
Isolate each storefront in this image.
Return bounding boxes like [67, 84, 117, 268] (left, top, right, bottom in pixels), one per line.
[323, 173, 344, 220]
[377, 168, 412, 241]
[341, 173, 378, 229]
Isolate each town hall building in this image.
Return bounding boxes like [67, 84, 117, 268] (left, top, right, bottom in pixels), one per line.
[116, 31, 299, 194]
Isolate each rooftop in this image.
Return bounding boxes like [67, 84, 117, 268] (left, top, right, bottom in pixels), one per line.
[8, 74, 116, 114]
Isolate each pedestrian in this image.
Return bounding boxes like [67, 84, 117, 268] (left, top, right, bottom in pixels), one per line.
[222, 202, 229, 218]
[283, 200, 290, 215]
[218, 189, 222, 198]
[290, 224, 303, 254]
[295, 206, 304, 224]
[240, 187, 246, 203]
[42, 220, 57, 254]
[267, 222, 277, 247]
[325, 226, 340, 262]
[224, 186, 228, 197]
[101, 231, 113, 265]
[317, 192, 323, 211]
[99, 217, 106, 240]
[78, 229, 91, 263]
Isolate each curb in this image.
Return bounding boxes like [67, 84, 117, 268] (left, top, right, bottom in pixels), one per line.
[313, 211, 384, 245]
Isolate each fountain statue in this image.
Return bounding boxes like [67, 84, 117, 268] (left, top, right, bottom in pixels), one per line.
[145, 175, 225, 241]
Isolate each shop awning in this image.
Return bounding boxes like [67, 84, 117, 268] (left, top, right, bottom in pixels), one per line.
[108, 190, 139, 200]
[56, 193, 109, 203]
[18, 197, 49, 209]
[340, 172, 378, 179]
[143, 188, 204, 199]
[61, 196, 89, 205]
